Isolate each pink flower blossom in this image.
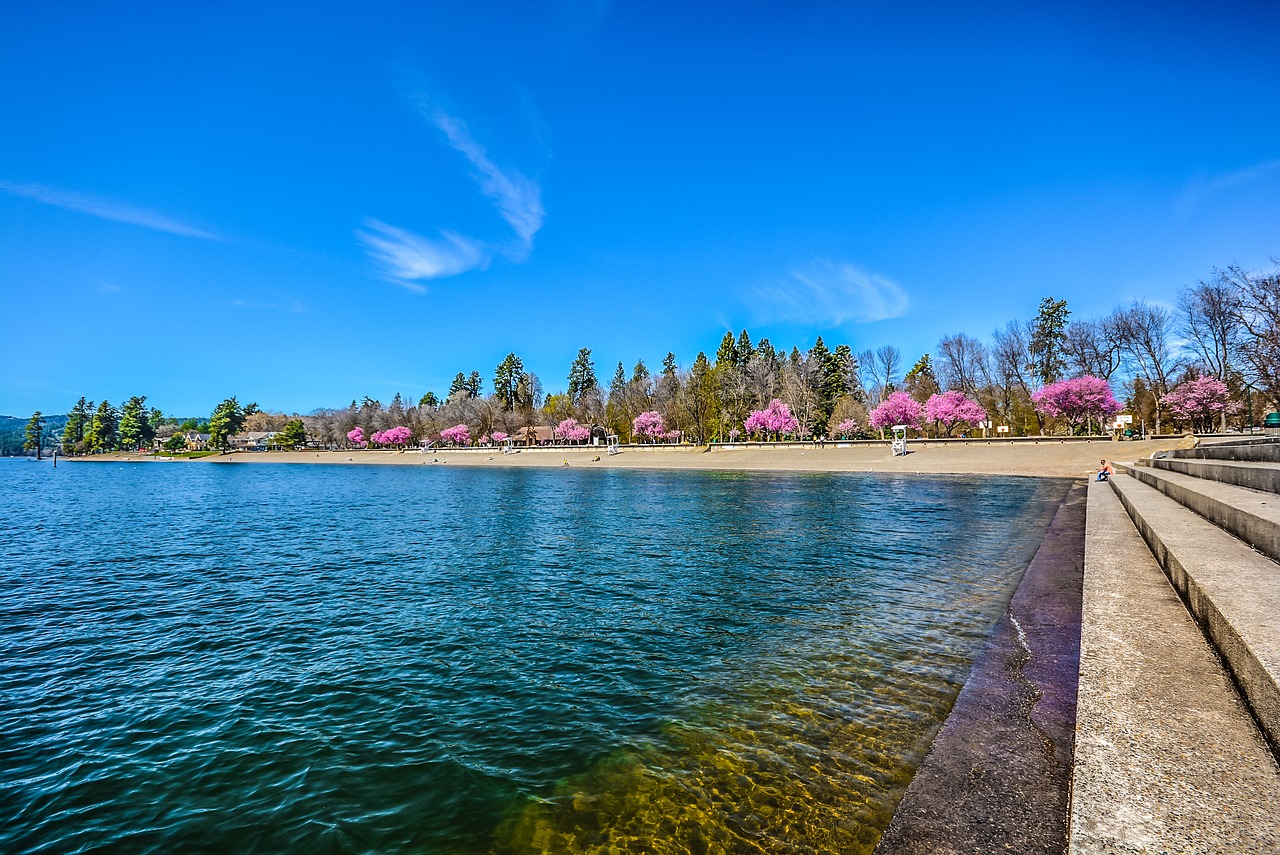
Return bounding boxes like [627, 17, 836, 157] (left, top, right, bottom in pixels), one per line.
[869, 392, 924, 430]
[1031, 376, 1121, 430]
[924, 391, 987, 436]
[744, 399, 799, 438]
[440, 424, 471, 446]
[835, 419, 858, 438]
[632, 410, 667, 441]
[347, 427, 367, 447]
[1163, 376, 1231, 428]
[379, 425, 412, 446]
[555, 418, 592, 443]
[491, 431, 509, 443]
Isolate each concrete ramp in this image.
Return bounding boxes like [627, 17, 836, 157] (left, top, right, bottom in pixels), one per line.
[1072, 436, 1280, 852]
[1071, 478, 1280, 852]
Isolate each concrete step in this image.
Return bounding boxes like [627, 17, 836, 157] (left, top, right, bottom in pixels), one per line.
[1108, 471, 1280, 751]
[1170, 438, 1280, 463]
[1146, 456, 1280, 495]
[1119, 461, 1280, 565]
[1071, 480, 1280, 852]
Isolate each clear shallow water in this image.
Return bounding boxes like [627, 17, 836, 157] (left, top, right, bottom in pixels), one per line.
[0, 459, 1068, 854]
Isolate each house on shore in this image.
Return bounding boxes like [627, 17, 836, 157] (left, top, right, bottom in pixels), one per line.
[229, 431, 277, 451]
[514, 426, 556, 446]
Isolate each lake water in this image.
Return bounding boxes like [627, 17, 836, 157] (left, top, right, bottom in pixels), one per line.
[0, 459, 1068, 854]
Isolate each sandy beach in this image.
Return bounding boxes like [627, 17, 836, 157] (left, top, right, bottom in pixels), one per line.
[103, 436, 1196, 479]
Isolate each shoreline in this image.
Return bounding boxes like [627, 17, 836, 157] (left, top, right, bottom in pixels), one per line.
[77, 437, 1191, 479]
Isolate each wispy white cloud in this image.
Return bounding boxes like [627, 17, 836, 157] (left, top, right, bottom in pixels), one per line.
[753, 260, 910, 325]
[415, 98, 545, 251]
[0, 180, 218, 240]
[356, 218, 488, 291]
[1177, 158, 1280, 218]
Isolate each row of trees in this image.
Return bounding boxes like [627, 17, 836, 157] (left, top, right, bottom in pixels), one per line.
[39, 260, 1278, 454]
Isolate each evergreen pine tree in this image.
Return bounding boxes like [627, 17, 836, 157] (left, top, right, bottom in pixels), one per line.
[275, 419, 307, 449]
[1030, 297, 1071, 385]
[207, 397, 246, 449]
[494, 353, 525, 410]
[24, 411, 45, 459]
[118, 396, 148, 451]
[567, 348, 597, 402]
[448, 373, 468, 398]
[84, 400, 118, 453]
[62, 397, 91, 452]
[714, 331, 736, 368]
[735, 330, 754, 367]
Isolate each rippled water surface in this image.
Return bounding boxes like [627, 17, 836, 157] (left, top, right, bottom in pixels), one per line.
[0, 458, 1068, 853]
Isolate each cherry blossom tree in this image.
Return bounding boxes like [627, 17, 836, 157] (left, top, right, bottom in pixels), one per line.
[1031, 375, 1121, 434]
[1163, 375, 1231, 432]
[924, 391, 988, 436]
[744, 399, 799, 439]
[835, 419, 858, 439]
[382, 426, 412, 446]
[868, 391, 924, 432]
[492, 431, 509, 443]
[440, 424, 471, 446]
[555, 418, 591, 444]
[632, 410, 667, 442]
[347, 427, 367, 448]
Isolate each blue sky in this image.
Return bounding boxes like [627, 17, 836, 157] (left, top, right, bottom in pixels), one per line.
[2, 1, 1278, 417]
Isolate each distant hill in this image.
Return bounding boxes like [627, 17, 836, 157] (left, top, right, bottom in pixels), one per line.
[0, 414, 68, 456]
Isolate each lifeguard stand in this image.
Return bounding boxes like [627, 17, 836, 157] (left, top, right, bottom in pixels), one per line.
[891, 425, 908, 457]
[606, 434, 620, 455]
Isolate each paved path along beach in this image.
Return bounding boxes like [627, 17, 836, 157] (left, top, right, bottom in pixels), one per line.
[191, 437, 1191, 479]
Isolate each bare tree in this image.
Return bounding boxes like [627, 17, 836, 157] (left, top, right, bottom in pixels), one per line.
[857, 348, 880, 404]
[1112, 301, 1181, 435]
[869, 345, 902, 403]
[1228, 261, 1280, 411]
[991, 320, 1041, 434]
[936, 333, 987, 396]
[1181, 272, 1243, 381]
[1062, 318, 1123, 380]
[781, 354, 820, 436]
[1180, 272, 1244, 430]
[744, 352, 781, 409]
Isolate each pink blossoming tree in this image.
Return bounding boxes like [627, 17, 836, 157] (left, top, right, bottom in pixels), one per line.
[492, 431, 509, 443]
[347, 427, 367, 448]
[632, 410, 667, 442]
[868, 392, 924, 433]
[370, 425, 412, 447]
[835, 419, 858, 439]
[744, 399, 799, 440]
[440, 424, 471, 446]
[1163, 375, 1231, 432]
[555, 418, 591, 444]
[924, 391, 988, 437]
[1031, 376, 1122, 434]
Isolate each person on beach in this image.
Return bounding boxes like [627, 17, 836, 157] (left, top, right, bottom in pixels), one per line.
[1096, 459, 1114, 481]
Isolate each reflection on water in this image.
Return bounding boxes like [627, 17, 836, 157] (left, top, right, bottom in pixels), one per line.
[0, 461, 1067, 853]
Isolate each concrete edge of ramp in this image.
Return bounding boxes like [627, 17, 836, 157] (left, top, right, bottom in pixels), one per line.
[875, 479, 1084, 854]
